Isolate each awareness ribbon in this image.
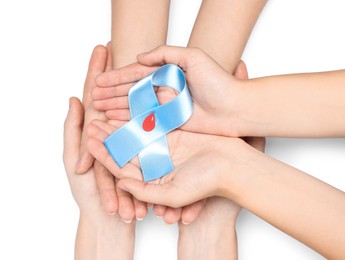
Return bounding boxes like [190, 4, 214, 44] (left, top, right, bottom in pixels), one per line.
[104, 64, 193, 182]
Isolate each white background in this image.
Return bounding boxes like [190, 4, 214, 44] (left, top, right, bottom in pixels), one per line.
[0, 0, 344, 259]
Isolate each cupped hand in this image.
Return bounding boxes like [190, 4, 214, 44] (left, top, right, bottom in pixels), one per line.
[63, 97, 102, 214]
[89, 54, 252, 224]
[67, 44, 147, 222]
[93, 46, 243, 136]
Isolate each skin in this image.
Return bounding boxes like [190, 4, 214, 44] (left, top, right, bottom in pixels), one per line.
[74, 1, 267, 258]
[63, 46, 135, 260]
[88, 46, 345, 259]
[114, 135, 345, 260]
[95, 60, 265, 259]
[90, 0, 267, 227]
[76, 0, 171, 222]
[89, 1, 266, 254]
[95, 46, 345, 138]
[98, 0, 266, 220]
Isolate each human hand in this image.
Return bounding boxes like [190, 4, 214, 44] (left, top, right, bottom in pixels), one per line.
[66, 44, 148, 222]
[93, 46, 243, 137]
[88, 118, 250, 207]
[89, 54, 258, 223]
[87, 56, 265, 209]
[63, 97, 103, 214]
[64, 97, 136, 260]
[177, 62, 265, 258]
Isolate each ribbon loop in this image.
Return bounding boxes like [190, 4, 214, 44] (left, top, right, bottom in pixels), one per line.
[104, 64, 193, 181]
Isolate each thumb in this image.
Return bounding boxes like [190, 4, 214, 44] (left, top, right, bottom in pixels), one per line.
[118, 178, 182, 208]
[82, 45, 107, 108]
[137, 45, 206, 71]
[63, 97, 84, 172]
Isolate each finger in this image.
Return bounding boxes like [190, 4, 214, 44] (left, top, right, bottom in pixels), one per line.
[107, 119, 127, 129]
[87, 137, 121, 177]
[163, 207, 182, 225]
[94, 160, 118, 214]
[118, 178, 189, 208]
[86, 123, 111, 144]
[91, 83, 133, 100]
[82, 45, 107, 108]
[77, 45, 107, 174]
[133, 198, 148, 221]
[137, 46, 207, 71]
[153, 204, 167, 218]
[117, 184, 135, 223]
[105, 109, 131, 121]
[89, 119, 127, 138]
[180, 199, 206, 225]
[63, 97, 84, 172]
[96, 63, 156, 87]
[78, 115, 108, 174]
[74, 151, 95, 175]
[88, 119, 117, 137]
[93, 96, 129, 110]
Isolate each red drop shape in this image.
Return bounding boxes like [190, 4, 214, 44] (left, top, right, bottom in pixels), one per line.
[142, 112, 156, 132]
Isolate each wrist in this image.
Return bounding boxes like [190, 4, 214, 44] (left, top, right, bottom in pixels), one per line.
[224, 78, 265, 137]
[178, 212, 238, 260]
[213, 77, 251, 137]
[216, 138, 259, 200]
[76, 211, 135, 260]
[79, 210, 135, 240]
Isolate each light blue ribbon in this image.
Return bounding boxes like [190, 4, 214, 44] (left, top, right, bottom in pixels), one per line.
[104, 64, 193, 182]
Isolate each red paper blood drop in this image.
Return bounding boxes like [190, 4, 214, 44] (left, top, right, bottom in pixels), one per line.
[142, 112, 156, 132]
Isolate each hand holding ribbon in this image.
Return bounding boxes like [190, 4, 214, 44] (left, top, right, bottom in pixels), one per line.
[104, 64, 193, 181]
[94, 46, 241, 138]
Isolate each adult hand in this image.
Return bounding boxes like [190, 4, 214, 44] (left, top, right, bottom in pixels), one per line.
[88, 51, 259, 224]
[87, 117, 251, 208]
[63, 97, 103, 214]
[93, 46, 243, 137]
[63, 95, 135, 260]
[66, 44, 147, 222]
[87, 58, 264, 221]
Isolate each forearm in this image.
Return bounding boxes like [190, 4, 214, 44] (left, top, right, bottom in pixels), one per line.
[75, 212, 135, 260]
[233, 70, 345, 137]
[178, 216, 238, 260]
[221, 140, 345, 259]
[188, 0, 267, 73]
[111, 0, 170, 68]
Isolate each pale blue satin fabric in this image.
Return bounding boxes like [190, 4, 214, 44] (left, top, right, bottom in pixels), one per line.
[104, 64, 193, 181]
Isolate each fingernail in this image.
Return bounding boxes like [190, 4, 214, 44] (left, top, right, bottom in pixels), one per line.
[108, 211, 116, 216]
[182, 220, 190, 225]
[123, 218, 133, 224]
[156, 215, 163, 219]
[136, 217, 144, 221]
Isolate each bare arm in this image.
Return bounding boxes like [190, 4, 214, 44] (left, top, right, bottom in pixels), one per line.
[116, 136, 345, 259]
[188, 0, 267, 73]
[234, 69, 345, 137]
[181, 2, 266, 257]
[223, 140, 345, 259]
[111, 0, 170, 68]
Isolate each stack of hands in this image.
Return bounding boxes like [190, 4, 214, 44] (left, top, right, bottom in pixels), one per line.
[63, 45, 345, 259]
